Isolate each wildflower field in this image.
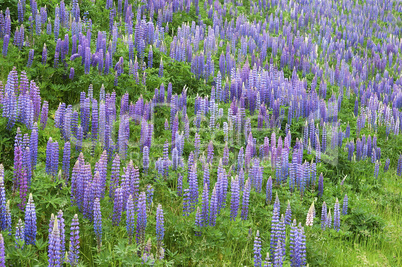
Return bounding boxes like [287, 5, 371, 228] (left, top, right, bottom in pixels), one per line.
[0, 0, 401, 265]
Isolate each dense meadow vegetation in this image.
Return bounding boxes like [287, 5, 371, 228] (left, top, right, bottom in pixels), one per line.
[0, 0, 401, 265]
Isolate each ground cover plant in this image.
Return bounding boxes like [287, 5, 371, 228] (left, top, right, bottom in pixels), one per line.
[0, 0, 401, 266]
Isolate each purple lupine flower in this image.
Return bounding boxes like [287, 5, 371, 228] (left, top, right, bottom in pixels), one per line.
[354, 98, 358, 117]
[148, 46, 153, 68]
[254, 230, 262, 267]
[51, 140, 59, 178]
[241, 179, 250, 220]
[27, 49, 34, 67]
[188, 164, 198, 212]
[109, 154, 120, 201]
[113, 187, 123, 226]
[40, 101, 49, 129]
[15, 219, 25, 249]
[57, 210, 65, 258]
[230, 177, 239, 221]
[91, 99, 98, 153]
[384, 158, 390, 172]
[159, 58, 163, 77]
[299, 224, 306, 266]
[93, 198, 102, 250]
[321, 201, 327, 230]
[30, 124, 39, 169]
[209, 185, 218, 226]
[289, 220, 299, 267]
[334, 198, 340, 232]
[374, 160, 380, 179]
[201, 183, 209, 226]
[220, 171, 228, 210]
[76, 126, 83, 153]
[136, 192, 147, 250]
[5, 201, 11, 233]
[397, 154, 402, 176]
[207, 141, 214, 164]
[162, 141, 169, 177]
[318, 173, 324, 197]
[13, 145, 23, 193]
[18, 1, 24, 23]
[342, 194, 348, 215]
[2, 35, 9, 57]
[194, 133, 200, 158]
[48, 217, 62, 267]
[238, 168, 245, 191]
[263, 252, 272, 267]
[24, 193, 36, 245]
[177, 174, 183, 197]
[285, 201, 292, 225]
[0, 168, 7, 231]
[274, 238, 283, 267]
[172, 147, 179, 171]
[143, 146, 149, 173]
[156, 204, 164, 260]
[19, 169, 28, 210]
[69, 67, 75, 80]
[270, 206, 280, 261]
[126, 194, 135, 244]
[194, 206, 202, 236]
[68, 214, 80, 266]
[146, 185, 154, 211]
[0, 233, 4, 266]
[279, 214, 286, 258]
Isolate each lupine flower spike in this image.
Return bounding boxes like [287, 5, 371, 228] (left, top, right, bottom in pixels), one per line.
[254, 230, 262, 267]
[306, 201, 315, 227]
[156, 204, 164, 260]
[0, 233, 4, 267]
[68, 214, 80, 266]
[48, 217, 62, 267]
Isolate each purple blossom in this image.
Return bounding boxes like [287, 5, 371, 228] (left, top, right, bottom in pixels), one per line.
[201, 183, 209, 226]
[209, 185, 218, 226]
[254, 230, 262, 267]
[68, 214, 80, 266]
[48, 217, 62, 267]
[109, 154, 120, 201]
[321, 202, 327, 230]
[0, 233, 4, 266]
[342, 194, 348, 215]
[230, 177, 239, 221]
[112, 187, 123, 226]
[24, 193, 36, 245]
[334, 198, 340, 232]
[156, 204, 164, 260]
[57, 210, 65, 258]
[241, 179, 250, 220]
[318, 173, 324, 197]
[93, 198, 102, 250]
[177, 174, 183, 197]
[285, 201, 292, 225]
